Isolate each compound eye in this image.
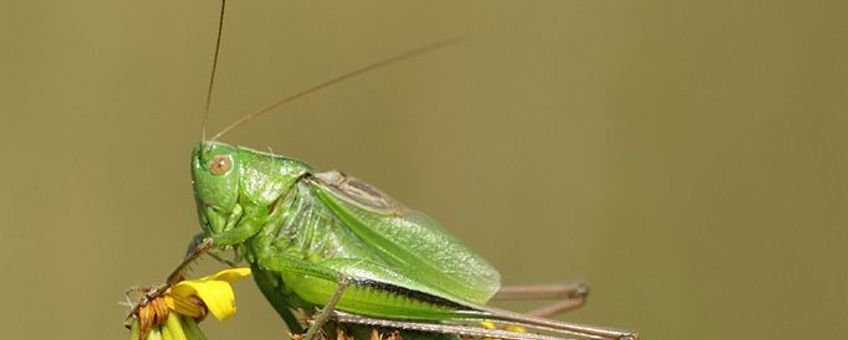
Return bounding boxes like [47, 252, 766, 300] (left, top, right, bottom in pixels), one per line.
[209, 155, 232, 175]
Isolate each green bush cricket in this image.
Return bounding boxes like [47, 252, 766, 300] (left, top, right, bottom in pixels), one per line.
[136, 1, 639, 339]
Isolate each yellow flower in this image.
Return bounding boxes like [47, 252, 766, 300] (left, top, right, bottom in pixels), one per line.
[128, 268, 252, 340]
[165, 267, 252, 321]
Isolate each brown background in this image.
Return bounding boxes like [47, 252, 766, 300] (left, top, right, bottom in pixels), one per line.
[1, 1, 846, 339]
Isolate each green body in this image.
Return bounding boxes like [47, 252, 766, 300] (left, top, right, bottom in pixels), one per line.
[192, 142, 502, 334]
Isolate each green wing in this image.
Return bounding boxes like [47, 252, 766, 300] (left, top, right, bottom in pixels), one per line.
[306, 170, 501, 306]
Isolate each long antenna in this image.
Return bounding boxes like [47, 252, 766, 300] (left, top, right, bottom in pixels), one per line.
[201, 0, 228, 141]
[211, 36, 463, 141]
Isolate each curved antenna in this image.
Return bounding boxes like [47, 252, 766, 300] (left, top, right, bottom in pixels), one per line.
[211, 36, 464, 141]
[201, 0, 228, 141]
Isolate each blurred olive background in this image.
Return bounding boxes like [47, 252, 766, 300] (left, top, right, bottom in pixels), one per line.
[1, 1, 846, 339]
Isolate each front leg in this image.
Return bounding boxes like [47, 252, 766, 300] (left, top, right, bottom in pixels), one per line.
[209, 204, 266, 246]
[187, 232, 243, 268]
[126, 236, 214, 324]
[207, 248, 241, 267]
[494, 282, 590, 318]
[167, 236, 214, 284]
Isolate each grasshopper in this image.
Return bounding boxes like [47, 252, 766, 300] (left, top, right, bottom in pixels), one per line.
[136, 1, 639, 339]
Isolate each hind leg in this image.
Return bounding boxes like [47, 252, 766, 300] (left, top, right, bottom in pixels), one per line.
[494, 282, 590, 318]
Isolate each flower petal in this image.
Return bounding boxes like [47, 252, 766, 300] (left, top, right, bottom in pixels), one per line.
[164, 295, 205, 319]
[203, 267, 252, 283]
[171, 280, 236, 321]
[165, 268, 251, 322]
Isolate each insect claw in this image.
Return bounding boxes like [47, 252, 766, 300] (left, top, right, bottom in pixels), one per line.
[570, 282, 590, 299]
[618, 332, 639, 340]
